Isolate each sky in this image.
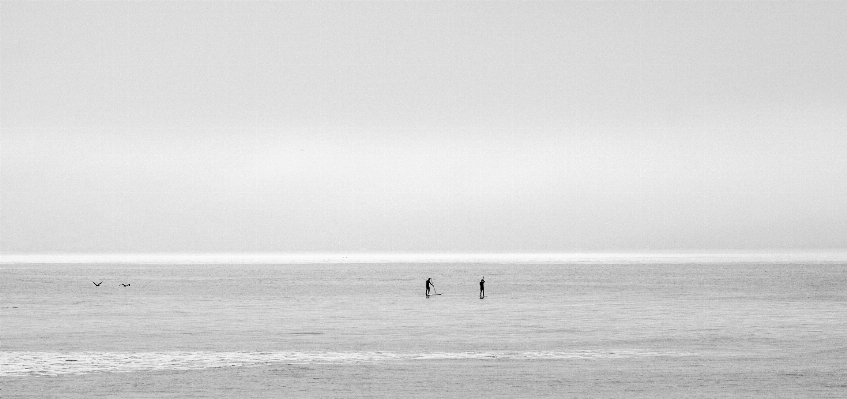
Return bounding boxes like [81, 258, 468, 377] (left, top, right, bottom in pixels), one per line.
[1, 1, 846, 256]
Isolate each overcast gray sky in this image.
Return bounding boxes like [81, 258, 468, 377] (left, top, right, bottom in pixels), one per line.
[2, 1, 846, 255]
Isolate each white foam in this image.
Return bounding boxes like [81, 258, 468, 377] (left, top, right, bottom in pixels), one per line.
[0, 350, 697, 377]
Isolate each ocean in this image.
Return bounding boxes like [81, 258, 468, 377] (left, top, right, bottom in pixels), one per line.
[2, 260, 846, 398]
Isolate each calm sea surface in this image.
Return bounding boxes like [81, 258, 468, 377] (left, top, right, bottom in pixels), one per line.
[2, 262, 846, 397]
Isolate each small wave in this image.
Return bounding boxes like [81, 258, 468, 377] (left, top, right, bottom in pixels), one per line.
[0, 350, 697, 377]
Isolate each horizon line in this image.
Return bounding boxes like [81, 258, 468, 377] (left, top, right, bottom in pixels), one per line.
[2, 251, 847, 265]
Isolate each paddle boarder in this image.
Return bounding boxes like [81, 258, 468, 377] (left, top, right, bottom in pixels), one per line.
[426, 278, 434, 297]
[479, 277, 485, 299]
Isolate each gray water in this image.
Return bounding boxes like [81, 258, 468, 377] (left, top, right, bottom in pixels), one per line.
[2, 262, 846, 397]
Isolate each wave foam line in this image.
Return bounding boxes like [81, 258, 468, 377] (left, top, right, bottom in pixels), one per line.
[0, 350, 696, 377]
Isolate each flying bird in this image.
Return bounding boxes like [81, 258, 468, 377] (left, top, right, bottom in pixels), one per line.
[92, 281, 103, 286]
[120, 283, 131, 287]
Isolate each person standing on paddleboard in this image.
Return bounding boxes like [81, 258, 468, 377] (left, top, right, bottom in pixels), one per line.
[479, 277, 485, 299]
[426, 278, 435, 297]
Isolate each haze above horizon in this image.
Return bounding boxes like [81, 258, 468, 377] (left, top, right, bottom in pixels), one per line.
[2, 2, 846, 255]
[3, 252, 847, 265]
